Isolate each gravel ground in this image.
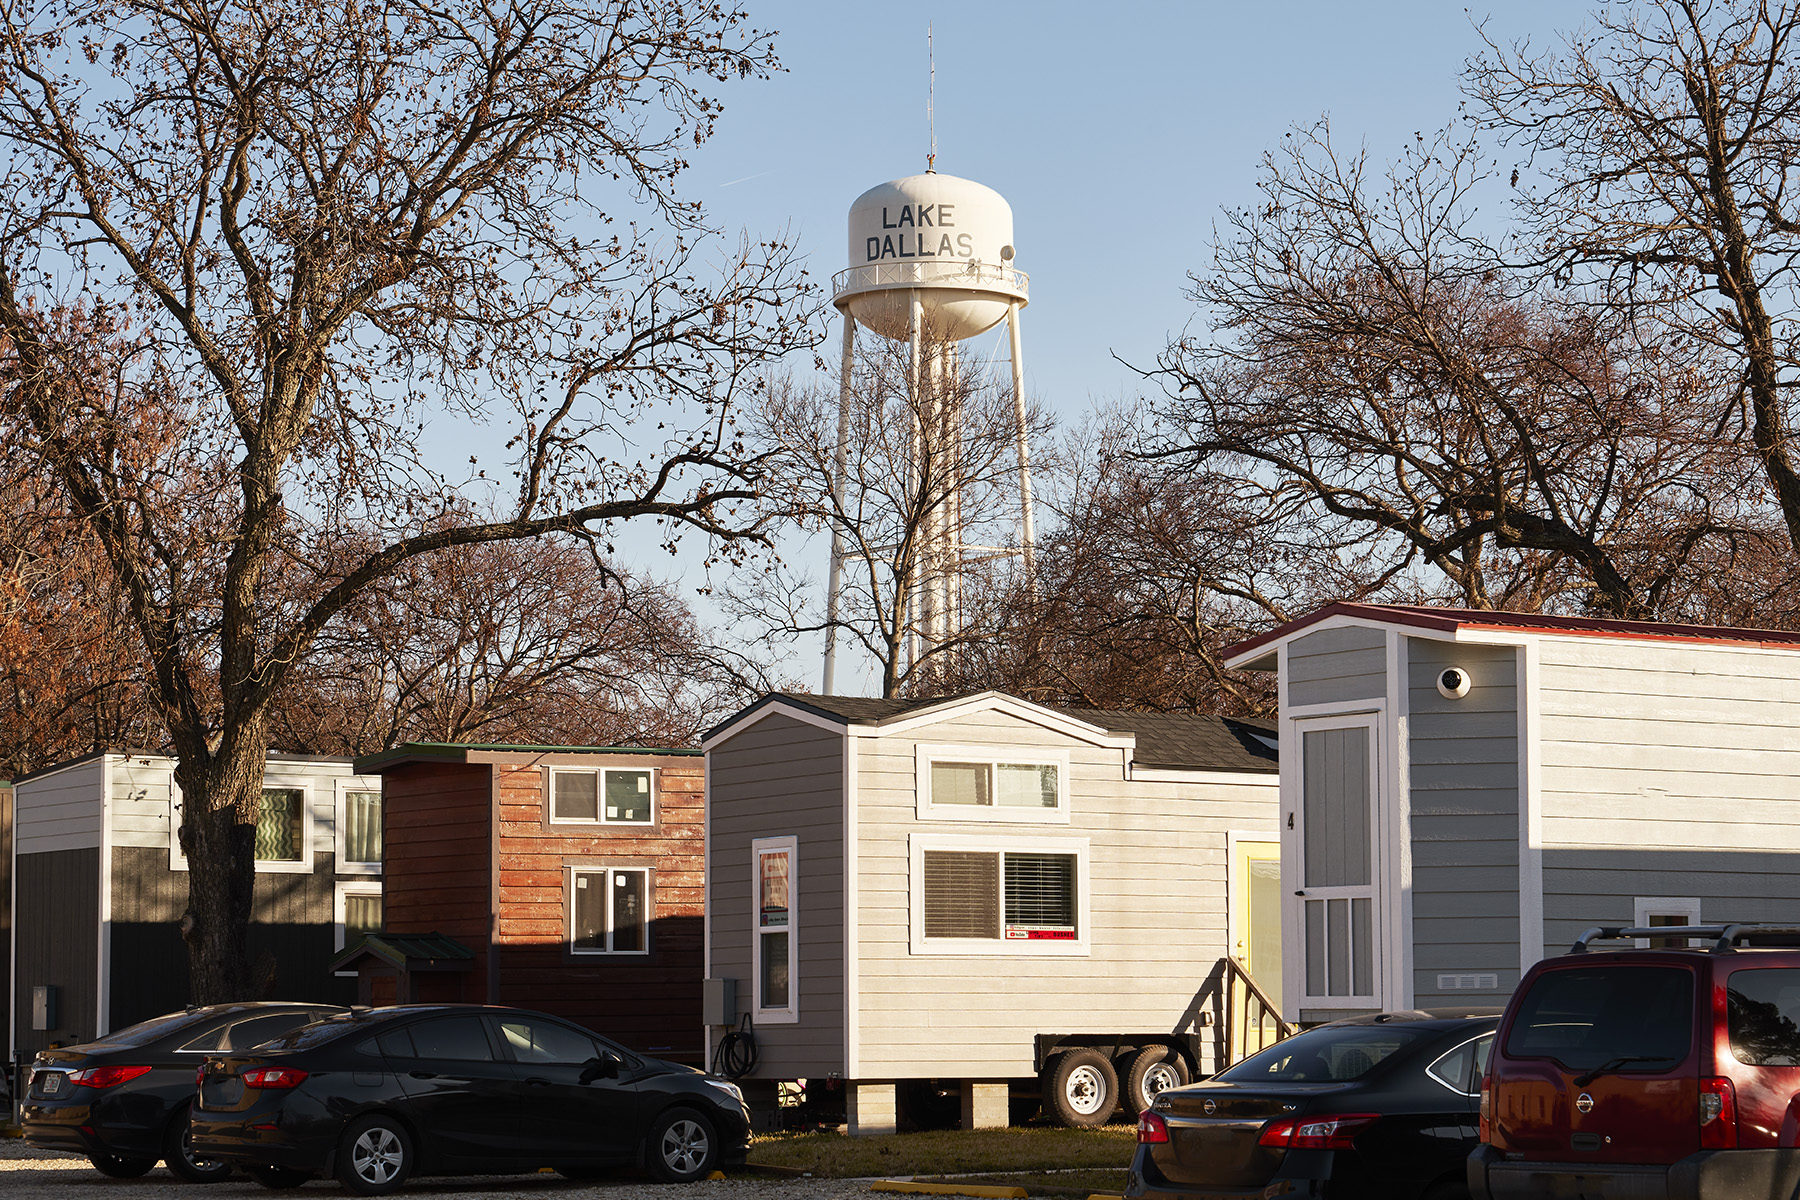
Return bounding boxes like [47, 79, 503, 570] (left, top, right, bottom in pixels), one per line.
[0, 1138, 876, 1200]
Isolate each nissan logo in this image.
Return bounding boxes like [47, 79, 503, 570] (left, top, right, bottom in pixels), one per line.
[1576, 1093, 1594, 1114]
[1203, 1099, 1217, 1115]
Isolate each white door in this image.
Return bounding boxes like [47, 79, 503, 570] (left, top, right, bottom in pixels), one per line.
[1294, 719, 1380, 1008]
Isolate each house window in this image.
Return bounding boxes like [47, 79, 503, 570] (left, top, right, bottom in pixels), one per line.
[336, 781, 383, 872]
[915, 745, 1070, 823]
[569, 868, 650, 955]
[751, 837, 798, 1021]
[911, 834, 1090, 955]
[334, 881, 384, 956]
[256, 788, 305, 862]
[1635, 896, 1702, 949]
[550, 768, 653, 824]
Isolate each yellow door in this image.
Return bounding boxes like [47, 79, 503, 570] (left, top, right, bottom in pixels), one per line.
[1231, 838, 1283, 1060]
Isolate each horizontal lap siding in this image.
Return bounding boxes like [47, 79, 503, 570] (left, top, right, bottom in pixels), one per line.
[1288, 626, 1387, 708]
[706, 713, 845, 1079]
[492, 756, 705, 1062]
[15, 759, 104, 854]
[1407, 640, 1520, 1008]
[383, 762, 494, 996]
[855, 708, 1279, 1079]
[1537, 639, 1800, 950]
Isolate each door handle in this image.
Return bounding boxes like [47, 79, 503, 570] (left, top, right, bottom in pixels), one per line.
[408, 1070, 437, 1079]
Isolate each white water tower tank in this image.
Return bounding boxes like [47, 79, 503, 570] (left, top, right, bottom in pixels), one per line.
[835, 172, 1028, 341]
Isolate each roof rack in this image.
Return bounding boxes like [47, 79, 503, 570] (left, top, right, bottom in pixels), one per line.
[1569, 924, 1800, 954]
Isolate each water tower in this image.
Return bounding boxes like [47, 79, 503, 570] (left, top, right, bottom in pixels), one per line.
[821, 170, 1038, 692]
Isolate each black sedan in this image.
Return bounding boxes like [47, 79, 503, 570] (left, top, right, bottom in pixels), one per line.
[190, 1004, 751, 1194]
[1127, 1011, 1496, 1200]
[22, 1002, 346, 1181]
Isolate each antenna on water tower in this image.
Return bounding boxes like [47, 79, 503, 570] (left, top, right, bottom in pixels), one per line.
[926, 25, 937, 173]
[819, 146, 1039, 694]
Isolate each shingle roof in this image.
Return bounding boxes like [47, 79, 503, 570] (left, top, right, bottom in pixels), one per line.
[327, 931, 476, 974]
[716, 692, 1276, 775]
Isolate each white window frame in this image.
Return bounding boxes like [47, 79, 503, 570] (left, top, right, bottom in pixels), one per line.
[1634, 896, 1702, 948]
[334, 881, 385, 953]
[914, 744, 1071, 824]
[548, 766, 657, 826]
[908, 832, 1092, 957]
[750, 836, 799, 1023]
[335, 777, 384, 875]
[567, 866, 653, 957]
[168, 779, 315, 874]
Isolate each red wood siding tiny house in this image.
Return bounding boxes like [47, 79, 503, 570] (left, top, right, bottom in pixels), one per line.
[364, 746, 706, 1064]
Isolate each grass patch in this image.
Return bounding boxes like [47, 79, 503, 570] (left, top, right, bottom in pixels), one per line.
[916, 1168, 1130, 1196]
[748, 1127, 1137, 1179]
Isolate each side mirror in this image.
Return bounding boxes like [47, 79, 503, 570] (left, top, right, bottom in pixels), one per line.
[579, 1053, 623, 1084]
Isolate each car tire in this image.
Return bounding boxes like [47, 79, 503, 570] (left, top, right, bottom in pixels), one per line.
[644, 1107, 718, 1184]
[88, 1153, 157, 1179]
[334, 1115, 414, 1196]
[1045, 1048, 1119, 1127]
[1421, 1182, 1473, 1200]
[248, 1165, 311, 1189]
[1124, 1045, 1190, 1116]
[164, 1103, 234, 1183]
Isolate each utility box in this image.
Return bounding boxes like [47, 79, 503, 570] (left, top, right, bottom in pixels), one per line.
[32, 984, 57, 1031]
[702, 977, 736, 1026]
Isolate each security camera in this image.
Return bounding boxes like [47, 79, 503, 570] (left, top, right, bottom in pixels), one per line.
[1437, 667, 1471, 699]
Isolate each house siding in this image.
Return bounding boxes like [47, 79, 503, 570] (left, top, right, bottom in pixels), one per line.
[1287, 626, 1387, 708]
[852, 707, 1279, 1079]
[1405, 639, 1521, 1007]
[1536, 637, 1800, 949]
[381, 761, 494, 1000]
[705, 712, 845, 1079]
[13, 848, 100, 1053]
[16, 758, 105, 855]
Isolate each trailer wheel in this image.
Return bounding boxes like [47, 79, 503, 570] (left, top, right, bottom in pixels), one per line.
[1044, 1048, 1118, 1127]
[1124, 1045, 1189, 1114]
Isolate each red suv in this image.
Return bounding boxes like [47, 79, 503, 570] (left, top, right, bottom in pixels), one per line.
[1471, 922, 1800, 1200]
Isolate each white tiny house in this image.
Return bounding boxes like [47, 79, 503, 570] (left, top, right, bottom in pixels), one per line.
[702, 691, 1280, 1133]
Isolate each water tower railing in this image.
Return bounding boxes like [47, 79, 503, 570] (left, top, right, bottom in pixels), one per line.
[832, 260, 1029, 301]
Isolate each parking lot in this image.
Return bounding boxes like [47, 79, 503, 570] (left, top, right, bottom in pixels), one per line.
[0, 1141, 867, 1200]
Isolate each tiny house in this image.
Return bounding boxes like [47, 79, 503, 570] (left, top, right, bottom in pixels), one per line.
[348, 743, 707, 1065]
[1224, 603, 1800, 1025]
[9, 751, 382, 1056]
[703, 691, 1281, 1133]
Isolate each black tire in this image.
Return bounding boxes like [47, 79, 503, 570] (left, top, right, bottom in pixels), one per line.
[164, 1103, 234, 1183]
[1124, 1045, 1190, 1116]
[643, 1106, 718, 1184]
[334, 1115, 414, 1196]
[88, 1153, 157, 1179]
[1420, 1182, 1472, 1200]
[249, 1166, 311, 1190]
[1044, 1048, 1119, 1127]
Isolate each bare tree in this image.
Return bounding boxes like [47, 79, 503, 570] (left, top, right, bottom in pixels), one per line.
[0, 0, 816, 1001]
[1469, 0, 1800, 556]
[1141, 123, 1776, 622]
[738, 325, 1048, 698]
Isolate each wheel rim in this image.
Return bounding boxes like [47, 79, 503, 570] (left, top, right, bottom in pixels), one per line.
[1142, 1062, 1181, 1102]
[1065, 1065, 1109, 1115]
[660, 1119, 709, 1175]
[352, 1128, 404, 1185]
[182, 1126, 226, 1174]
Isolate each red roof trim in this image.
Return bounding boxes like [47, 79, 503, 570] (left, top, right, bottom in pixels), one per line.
[1224, 602, 1800, 663]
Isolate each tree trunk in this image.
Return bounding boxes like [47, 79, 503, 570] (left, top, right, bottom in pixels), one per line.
[173, 749, 267, 1004]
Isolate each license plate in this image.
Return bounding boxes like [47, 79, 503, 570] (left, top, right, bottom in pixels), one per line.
[38, 1071, 63, 1096]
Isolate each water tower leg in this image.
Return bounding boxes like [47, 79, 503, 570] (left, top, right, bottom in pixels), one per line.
[1007, 299, 1037, 585]
[906, 291, 926, 677]
[822, 314, 856, 695]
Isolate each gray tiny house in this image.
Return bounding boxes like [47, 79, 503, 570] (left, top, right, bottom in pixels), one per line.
[702, 691, 1280, 1134]
[1224, 603, 1800, 1026]
[9, 751, 383, 1056]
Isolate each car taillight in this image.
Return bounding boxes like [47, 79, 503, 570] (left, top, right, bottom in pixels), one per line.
[1137, 1111, 1170, 1144]
[1699, 1077, 1738, 1149]
[68, 1065, 152, 1089]
[1479, 1073, 1492, 1142]
[241, 1067, 309, 1090]
[1291, 1113, 1379, 1150]
[1258, 1117, 1298, 1147]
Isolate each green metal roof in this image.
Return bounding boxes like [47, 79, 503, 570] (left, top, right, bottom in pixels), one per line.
[328, 931, 477, 974]
[353, 740, 700, 774]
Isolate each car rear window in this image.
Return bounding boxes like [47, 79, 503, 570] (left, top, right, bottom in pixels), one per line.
[1728, 968, 1800, 1066]
[1216, 1024, 1429, 1083]
[1505, 966, 1693, 1071]
[95, 1011, 213, 1047]
[257, 1018, 362, 1052]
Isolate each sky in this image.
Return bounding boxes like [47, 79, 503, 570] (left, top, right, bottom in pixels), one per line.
[597, 0, 1585, 691]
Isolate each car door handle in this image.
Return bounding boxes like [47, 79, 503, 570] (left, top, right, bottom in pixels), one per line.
[409, 1070, 437, 1079]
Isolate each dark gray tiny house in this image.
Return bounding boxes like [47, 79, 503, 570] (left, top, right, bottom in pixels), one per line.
[703, 691, 1281, 1133]
[1225, 604, 1800, 1025]
[8, 751, 382, 1056]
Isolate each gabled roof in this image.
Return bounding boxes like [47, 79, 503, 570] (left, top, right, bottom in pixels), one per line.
[328, 931, 476, 974]
[354, 741, 700, 774]
[709, 691, 1277, 775]
[1224, 602, 1800, 670]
